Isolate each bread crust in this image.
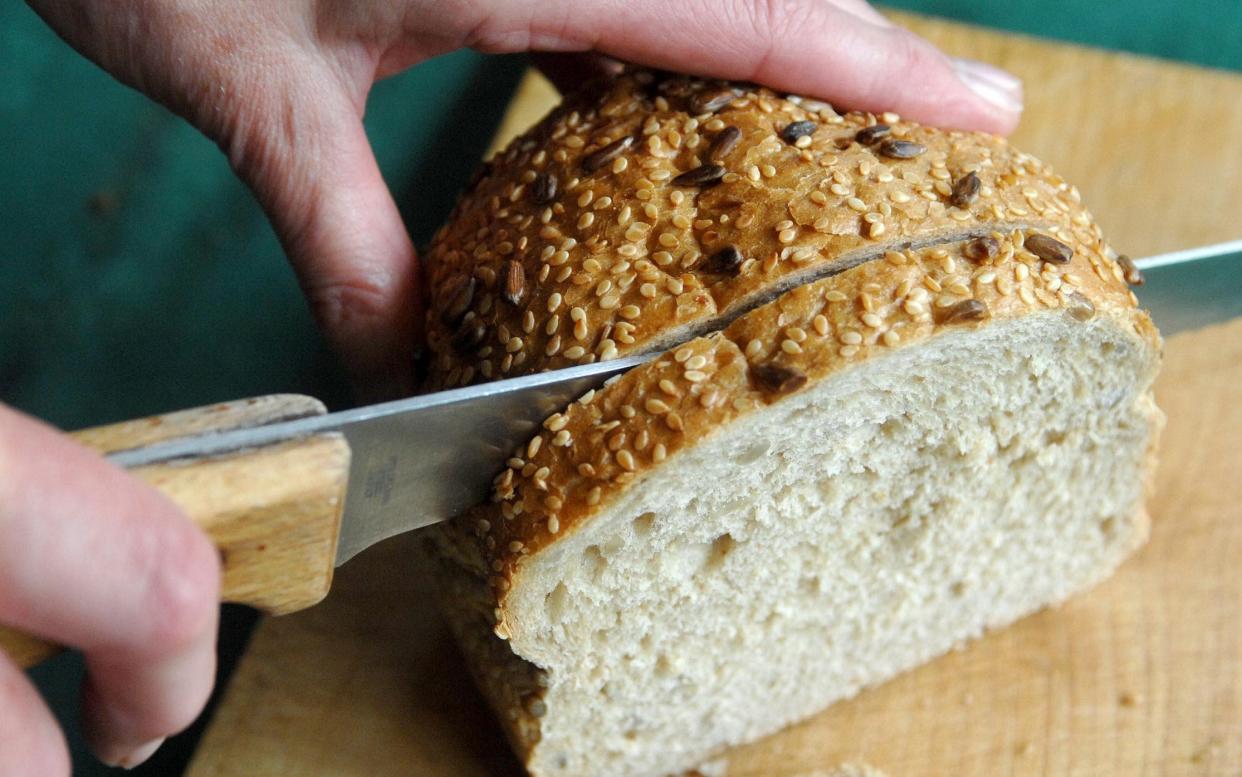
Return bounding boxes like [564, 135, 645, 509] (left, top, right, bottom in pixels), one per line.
[423, 71, 1134, 392]
[422, 70, 1159, 769]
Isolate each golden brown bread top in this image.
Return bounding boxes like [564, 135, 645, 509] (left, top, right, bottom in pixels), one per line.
[422, 70, 1154, 636]
[422, 70, 1114, 391]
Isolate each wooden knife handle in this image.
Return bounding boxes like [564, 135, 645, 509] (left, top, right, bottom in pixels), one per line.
[0, 395, 350, 669]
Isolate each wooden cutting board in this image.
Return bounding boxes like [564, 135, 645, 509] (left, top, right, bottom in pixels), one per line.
[186, 13, 1242, 777]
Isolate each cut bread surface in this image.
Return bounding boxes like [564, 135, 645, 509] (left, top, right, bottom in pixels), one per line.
[497, 310, 1158, 776]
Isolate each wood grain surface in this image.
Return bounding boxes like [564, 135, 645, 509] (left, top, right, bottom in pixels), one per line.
[1, 394, 349, 668]
[187, 13, 1242, 777]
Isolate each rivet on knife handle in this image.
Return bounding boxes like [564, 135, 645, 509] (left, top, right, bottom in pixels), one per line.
[0, 395, 350, 669]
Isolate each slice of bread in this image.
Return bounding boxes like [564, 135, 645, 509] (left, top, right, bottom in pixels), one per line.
[421, 72, 1161, 777]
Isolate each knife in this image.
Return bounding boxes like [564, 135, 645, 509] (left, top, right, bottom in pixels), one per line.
[3, 239, 1240, 667]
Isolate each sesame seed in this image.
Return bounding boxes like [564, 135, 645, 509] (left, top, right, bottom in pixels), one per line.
[653, 444, 667, 462]
[745, 339, 763, 358]
[812, 314, 830, 335]
[547, 516, 560, 534]
[564, 345, 586, 359]
[839, 330, 863, 345]
[882, 330, 901, 347]
[826, 290, 848, 302]
[616, 450, 636, 471]
[778, 228, 797, 244]
[781, 339, 803, 354]
[665, 413, 684, 431]
[659, 379, 679, 397]
[587, 486, 602, 506]
[686, 354, 708, 370]
[577, 212, 595, 229]
[839, 344, 860, 357]
[527, 436, 543, 458]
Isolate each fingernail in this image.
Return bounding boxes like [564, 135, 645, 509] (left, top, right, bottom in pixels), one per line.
[952, 57, 1023, 113]
[107, 738, 164, 769]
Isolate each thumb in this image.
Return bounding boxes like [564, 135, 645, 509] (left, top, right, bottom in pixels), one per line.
[225, 77, 420, 402]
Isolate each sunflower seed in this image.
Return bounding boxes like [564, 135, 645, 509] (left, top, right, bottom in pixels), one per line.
[502, 260, 526, 306]
[750, 363, 808, 394]
[581, 135, 634, 173]
[531, 172, 558, 204]
[949, 171, 981, 208]
[691, 87, 738, 115]
[672, 163, 726, 187]
[1066, 292, 1096, 321]
[779, 120, 817, 144]
[1025, 234, 1073, 264]
[854, 124, 891, 145]
[938, 298, 988, 324]
[441, 276, 476, 325]
[707, 126, 742, 161]
[1117, 254, 1144, 285]
[450, 315, 487, 353]
[878, 139, 926, 159]
[697, 245, 744, 275]
[463, 161, 492, 195]
[962, 236, 999, 263]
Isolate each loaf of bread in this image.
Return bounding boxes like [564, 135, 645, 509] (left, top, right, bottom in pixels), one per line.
[421, 70, 1162, 777]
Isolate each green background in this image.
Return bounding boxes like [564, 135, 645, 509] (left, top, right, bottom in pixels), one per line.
[2, 2, 1239, 774]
